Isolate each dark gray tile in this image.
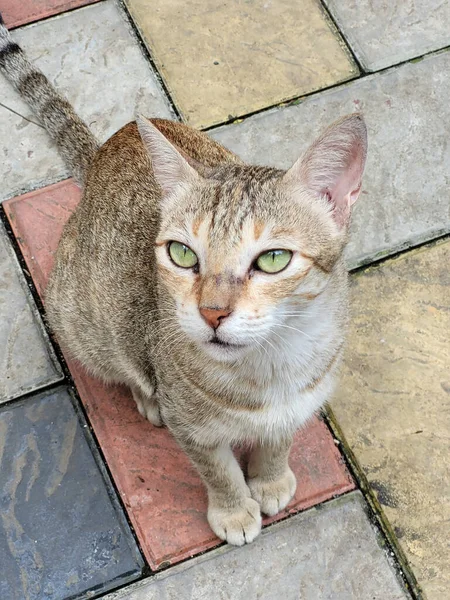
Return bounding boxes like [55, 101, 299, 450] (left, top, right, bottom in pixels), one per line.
[0, 386, 143, 600]
[0, 223, 62, 404]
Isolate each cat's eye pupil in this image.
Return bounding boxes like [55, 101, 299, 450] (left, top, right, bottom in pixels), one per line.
[168, 241, 198, 269]
[255, 249, 292, 274]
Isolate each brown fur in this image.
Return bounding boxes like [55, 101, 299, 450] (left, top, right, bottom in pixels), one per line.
[0, 15, 367, 546]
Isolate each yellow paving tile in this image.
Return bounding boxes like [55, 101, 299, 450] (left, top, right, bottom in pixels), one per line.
[125, 0, 358, 128]
[332, 241, 450, 598]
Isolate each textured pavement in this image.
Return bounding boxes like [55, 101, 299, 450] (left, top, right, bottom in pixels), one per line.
[0, 387, 143, 600]
[324, 0, 450, 71]
[0, 0, 449, 598]
[0, 223, 62, 403]
[104, 493, 408, 600]
[0, 0, 173, 201]
[332, 241, 450, 598]
[125, 0, 357, 128]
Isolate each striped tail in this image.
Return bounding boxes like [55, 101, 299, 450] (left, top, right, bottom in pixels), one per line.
[0, 13, 98, 184]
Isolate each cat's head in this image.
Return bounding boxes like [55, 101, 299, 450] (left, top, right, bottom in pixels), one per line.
[138, 115, 367, 362]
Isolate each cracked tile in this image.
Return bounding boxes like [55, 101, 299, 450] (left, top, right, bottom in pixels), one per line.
[0, 386, 144, 600]
[0, 222, 62, 404]
[0, 0, 173, 201]
[125, 0, 358, 128]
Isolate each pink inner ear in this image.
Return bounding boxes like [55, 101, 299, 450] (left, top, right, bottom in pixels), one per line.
[326, 155, 364, 227]
[283, 114, 367, 229]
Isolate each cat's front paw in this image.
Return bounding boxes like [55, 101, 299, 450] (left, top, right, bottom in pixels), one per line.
[132, 388, 163, 427]
[248, 468, 296, 516]
[207, 497, 262, 546]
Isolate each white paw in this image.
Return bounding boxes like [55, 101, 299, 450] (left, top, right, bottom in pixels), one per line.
[207, 497, 262, 546]
[133, 389, 163, 427]
[248, 468, 296, 516]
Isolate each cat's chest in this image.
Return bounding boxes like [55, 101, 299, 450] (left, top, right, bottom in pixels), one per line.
[191, 347, 340, 446]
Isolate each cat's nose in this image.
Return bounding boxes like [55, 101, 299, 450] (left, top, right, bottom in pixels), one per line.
[199, 307, 232, 329]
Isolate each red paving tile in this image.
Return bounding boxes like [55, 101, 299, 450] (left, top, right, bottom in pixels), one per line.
[1, 0, 101, 29]
[4, 181, 355, 569]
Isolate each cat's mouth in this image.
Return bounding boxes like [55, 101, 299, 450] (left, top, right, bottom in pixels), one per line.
[208, 336, 246, 350]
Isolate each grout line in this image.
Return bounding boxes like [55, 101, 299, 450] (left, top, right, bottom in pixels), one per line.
[5, 0, 450, 138]
[349, 232, 450, 275]
[318, 0, 366, 74]
[0, 201, 153, 581]
[115, 0, 182, 123]
[322, 407, 423, 599]
[0, 379, 65, 410]
[203, 43, 450, 133]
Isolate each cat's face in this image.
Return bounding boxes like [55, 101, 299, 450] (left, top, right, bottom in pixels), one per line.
[138, 114, 367, 362]
[155, 170, 343, 362]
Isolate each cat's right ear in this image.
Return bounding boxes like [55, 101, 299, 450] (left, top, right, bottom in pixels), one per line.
[136, 115, 199, 198]
[282, 114, 368, 228]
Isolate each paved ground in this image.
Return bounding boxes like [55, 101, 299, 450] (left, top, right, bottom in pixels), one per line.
[0, 0, 448, 599]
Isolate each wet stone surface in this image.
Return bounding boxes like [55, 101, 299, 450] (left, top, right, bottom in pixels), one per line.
[0, 386, 143, 600]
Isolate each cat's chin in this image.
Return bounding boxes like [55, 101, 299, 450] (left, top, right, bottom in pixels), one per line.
[201, 339, 249, 362]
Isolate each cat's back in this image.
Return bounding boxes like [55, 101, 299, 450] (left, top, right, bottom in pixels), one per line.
[86, 119, 240, 199]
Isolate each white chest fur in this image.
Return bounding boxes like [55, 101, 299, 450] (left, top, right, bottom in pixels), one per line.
[190, 302, 344, 446]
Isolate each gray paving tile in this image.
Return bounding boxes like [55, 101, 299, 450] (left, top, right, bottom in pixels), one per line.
[105, 492, 409, 600]
[211, 51, 450, 269]
[324, 0, 450, 72]
[0, 0, 174, 202]
[0, 223, 62, 404]
[0, 386, 144, 600]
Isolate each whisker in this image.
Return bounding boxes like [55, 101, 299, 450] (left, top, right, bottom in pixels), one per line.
[275, 323, 314, 341]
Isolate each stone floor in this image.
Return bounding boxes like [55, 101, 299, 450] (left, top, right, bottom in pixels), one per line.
[0, 0, 448, 598]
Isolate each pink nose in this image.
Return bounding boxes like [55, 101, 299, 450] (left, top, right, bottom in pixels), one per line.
[199, 307, 232, 329]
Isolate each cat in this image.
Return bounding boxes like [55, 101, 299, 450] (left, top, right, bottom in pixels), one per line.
[0, 14, 367, 546]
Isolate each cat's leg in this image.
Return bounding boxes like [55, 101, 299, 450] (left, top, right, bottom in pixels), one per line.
[179, 441, 261, 545]
[131, 385, 163, 427]
[247, 437, 296, 516]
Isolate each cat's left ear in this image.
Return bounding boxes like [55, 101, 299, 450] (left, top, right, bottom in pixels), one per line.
[136, 115, 200, 198]
[282, 114, 367, 228]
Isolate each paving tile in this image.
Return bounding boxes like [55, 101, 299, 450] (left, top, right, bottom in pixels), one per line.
[0, 386, 143, 600]
[0, 222, 62, 404]
[125, 0, 358, 129]
[4, 180, 81, 299]
[331, 240, 450, 598]
[0, 0, 101, 29]
[104, 492, 408, 600]
[4, 182, 354, 569]
[324, 0, 450, 72]
[211, 51, 450, 269]
[0, 0, 173, 202]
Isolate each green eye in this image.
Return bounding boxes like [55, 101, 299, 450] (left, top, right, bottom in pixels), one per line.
[256, 249, 292, 274]
[168, 241, 198, 269]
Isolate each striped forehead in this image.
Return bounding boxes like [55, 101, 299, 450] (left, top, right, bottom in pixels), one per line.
[206, 166, 280, 242]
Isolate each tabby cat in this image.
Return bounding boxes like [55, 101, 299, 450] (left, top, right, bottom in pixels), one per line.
[0, 14, 367, 545]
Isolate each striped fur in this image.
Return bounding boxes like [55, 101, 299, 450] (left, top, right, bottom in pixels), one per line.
[0, 13, 98, 183]
[1, 10, 368, 547]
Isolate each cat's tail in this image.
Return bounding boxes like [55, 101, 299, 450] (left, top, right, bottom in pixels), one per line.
[0, 13, 98, 184]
